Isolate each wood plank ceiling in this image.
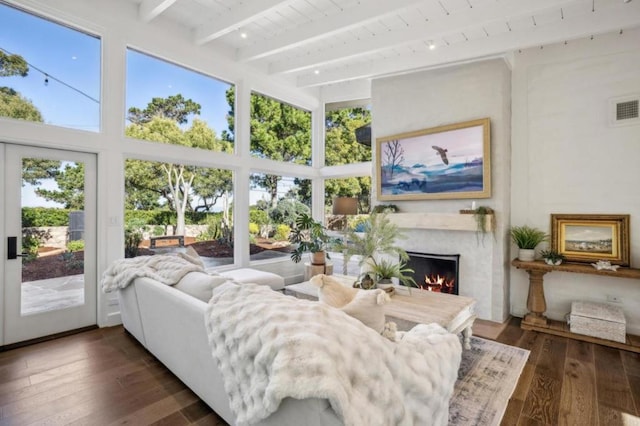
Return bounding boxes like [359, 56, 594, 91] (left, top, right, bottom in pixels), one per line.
[128, 0, 640, 88]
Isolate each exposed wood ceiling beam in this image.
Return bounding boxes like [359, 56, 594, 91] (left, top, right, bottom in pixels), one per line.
[297, 7, 640, 87]
[193, 0, 294, 46]
[236, 0, 424, 62]
[139, 0, 177, 23]
[268, 0, 581, 75]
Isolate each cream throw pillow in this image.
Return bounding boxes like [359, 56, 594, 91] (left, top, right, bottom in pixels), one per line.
[174, 272, 230, 302]
[340, 288, 390, 334]
[311, 274, 390, 334]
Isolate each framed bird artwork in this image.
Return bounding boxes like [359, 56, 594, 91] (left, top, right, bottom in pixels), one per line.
[375, 118, 491, 201]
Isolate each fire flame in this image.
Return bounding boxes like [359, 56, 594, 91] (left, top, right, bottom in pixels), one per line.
[421, 274, 455, 294]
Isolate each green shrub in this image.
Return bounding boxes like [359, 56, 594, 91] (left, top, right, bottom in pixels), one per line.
[273, 224, 291, 241]
[249, 208, 269, 226]
[124, 228, 142, 258]
[61, 251, 74, 261]
[269, 199, 310, 228]
[197, 215, 222, 241]
[249, 222, 260, 235]
[22, 227, 52, 261]
[152, 225, 165, 236]
[66, 240, 85, 252]
[124, 209, 215, 226]
[124, 210, 157, 225]
[22, 207, 70, 227]
[124, 218, 147, 258]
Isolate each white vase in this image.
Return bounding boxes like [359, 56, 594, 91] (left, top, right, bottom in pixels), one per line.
[376, 278, 393, 291]
[518, 248, 535, 262]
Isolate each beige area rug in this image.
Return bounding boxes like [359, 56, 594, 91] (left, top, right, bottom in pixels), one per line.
[449, 336, 529, 426]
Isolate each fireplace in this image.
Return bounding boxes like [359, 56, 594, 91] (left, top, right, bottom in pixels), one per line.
[405, 252, 460, 295]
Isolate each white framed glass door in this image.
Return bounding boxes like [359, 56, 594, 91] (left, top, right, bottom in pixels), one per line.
[2, 144, 97, 345]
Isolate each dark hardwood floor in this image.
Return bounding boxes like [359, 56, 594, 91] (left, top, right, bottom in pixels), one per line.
[1, 317, 638, 425]
[0, 326, 227, 425]
[497, 318, 640, 426]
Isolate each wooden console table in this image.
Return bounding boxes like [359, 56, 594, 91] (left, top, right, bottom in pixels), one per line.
[512, 259, 640, 352]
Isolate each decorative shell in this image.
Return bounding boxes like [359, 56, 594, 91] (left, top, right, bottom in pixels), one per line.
[591, 260, 620, 271]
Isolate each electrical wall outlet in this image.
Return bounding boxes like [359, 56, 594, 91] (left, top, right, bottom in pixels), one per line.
[606, 294, 622, 304]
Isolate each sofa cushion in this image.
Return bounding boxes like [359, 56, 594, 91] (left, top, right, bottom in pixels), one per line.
[174, 272, 230, 302]
[219, 268, 285, 291]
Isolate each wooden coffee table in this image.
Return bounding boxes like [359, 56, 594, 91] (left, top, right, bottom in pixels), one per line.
[285, 275, 477, 349]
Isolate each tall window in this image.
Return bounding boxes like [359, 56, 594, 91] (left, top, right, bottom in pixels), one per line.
[325, 101, 371, 166]
[249, 92, 311, 164]
[126, 49, 234, 150]
[124, 159, 234, 266]
[324, 177, 371, 230]
[324, 101, 372, 228]
[249, 173, 310, 261]
[0, 3, 101, 131]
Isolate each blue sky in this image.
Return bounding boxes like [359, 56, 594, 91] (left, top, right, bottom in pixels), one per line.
[0, 4, 100, 131]
[0, 3, 232, 136]
[126, 49, 232, 137]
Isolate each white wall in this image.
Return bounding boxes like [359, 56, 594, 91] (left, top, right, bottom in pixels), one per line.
[371, 59, 512, 322]
[511, 28, 640, 334]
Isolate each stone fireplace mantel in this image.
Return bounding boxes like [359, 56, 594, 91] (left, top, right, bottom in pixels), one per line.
[387, 213, 494, 232]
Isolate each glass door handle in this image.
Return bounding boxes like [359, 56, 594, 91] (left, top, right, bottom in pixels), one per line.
[7, 236, 28, 259]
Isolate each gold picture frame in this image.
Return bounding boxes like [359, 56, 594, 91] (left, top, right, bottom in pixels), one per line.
[551, 214, 630, 266]
[376, 118, 491, 201]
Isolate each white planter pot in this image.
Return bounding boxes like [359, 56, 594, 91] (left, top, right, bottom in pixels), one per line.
[518, 248, 535, 262]
[376, 280, 394, 291]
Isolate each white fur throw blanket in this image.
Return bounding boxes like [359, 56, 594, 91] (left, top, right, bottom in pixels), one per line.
[205, 283, 462, 426]
[101, 253, 204, 293]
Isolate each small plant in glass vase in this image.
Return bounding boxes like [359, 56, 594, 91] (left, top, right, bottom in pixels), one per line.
[539, 249, 565, 266]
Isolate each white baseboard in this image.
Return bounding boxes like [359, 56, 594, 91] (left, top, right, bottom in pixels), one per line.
[103, 312, 122, 327]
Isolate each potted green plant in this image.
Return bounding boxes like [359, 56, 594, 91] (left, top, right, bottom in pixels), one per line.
[339, 213, 408, 266]
[368, 258, 417, 290]
[338, 213, 416, 290]
[289, 213, 338, 265]
[472, 206, 494, 234]
[510, 225, 548, 261]
[539, 249, 565, 266]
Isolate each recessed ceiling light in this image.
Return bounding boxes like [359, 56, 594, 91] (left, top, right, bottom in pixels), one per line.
[240, 32, 247, 39]
[314, 69, 320, 75]
[428, 41, 436, 50]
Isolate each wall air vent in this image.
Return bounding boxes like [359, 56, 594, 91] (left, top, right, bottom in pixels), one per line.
[616, 100, 639, 121]
[610, 95, 640, 127]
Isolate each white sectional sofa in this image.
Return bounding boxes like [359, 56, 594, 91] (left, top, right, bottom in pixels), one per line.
[118, 275, 342, 425]
[114, 261, 461, 426]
